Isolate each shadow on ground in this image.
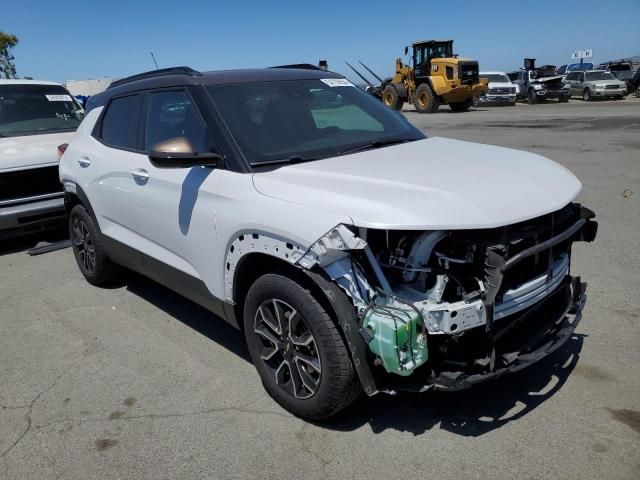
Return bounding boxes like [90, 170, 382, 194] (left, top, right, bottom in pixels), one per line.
[125, 271, 583, 437]
[0, 226, 68, 256]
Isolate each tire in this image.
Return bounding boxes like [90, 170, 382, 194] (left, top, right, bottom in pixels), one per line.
[381, 84, 404, 111]
[527, 89, 539, 104]
[583, 88, 591, 101]
[472, 95, 480, 107]
[69, 204, 121, 286]
[243, 273, 361, 419]
[449, 98, 474, 112]
[413, 83, 440, 113]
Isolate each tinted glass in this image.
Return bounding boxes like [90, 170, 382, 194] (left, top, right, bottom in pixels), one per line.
[483, 74, 510, 83]
[586, 72, 616, 81]
[0, 84, 83, 137]
[144, 90, 207, 152]
[207, 79, 423, 165]
[100, 94, 142, 149]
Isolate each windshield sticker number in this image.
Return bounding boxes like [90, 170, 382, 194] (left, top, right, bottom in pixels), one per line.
[320, 78, 355, 88]
[45, 94, 72, 102]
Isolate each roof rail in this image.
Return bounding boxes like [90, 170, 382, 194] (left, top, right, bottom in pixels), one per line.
[108, 66, 202, 89]
[270, 63, 324, 71]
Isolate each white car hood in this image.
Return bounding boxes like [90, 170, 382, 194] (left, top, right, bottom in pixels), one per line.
[488, 81, 514, 89]
[0, 131, 73, 172]
[252, 137, 582, 230]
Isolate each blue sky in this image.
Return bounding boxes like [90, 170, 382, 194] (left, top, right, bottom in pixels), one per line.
[5, 0, 640, 83]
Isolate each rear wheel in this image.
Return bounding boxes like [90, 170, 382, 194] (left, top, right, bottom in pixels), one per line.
[382, 84, 404, 111]
[449, 98, 474, 112]
[472, 95, 480, 107]
[583, 88, 592, 101]
[243, 273, 361, 419]
[69, 204, 121, 286]
[413, 83, 440, 113]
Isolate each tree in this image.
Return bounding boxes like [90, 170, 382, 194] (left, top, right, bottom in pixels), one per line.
[0, 31, 19, 79]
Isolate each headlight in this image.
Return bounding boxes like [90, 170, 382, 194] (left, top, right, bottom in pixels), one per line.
[563, 84, 571, 89]
[532, 84, 543, 90]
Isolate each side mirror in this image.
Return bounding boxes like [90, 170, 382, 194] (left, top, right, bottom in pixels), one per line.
[404, 46, 409, 56]
[148, 137, 222, 169]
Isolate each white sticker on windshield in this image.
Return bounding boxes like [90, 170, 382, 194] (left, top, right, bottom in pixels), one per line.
[320, 78, 355, 88]
[45, 94, 72, 102]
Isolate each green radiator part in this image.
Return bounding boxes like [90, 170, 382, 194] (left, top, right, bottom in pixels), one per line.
[363, 301, 428, 376]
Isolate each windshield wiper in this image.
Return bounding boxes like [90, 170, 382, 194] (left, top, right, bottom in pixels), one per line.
[337, 137, 413, 156]
[250, 155, 319, 167]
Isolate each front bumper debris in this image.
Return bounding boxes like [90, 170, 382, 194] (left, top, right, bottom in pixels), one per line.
[432, 276, 585, 391]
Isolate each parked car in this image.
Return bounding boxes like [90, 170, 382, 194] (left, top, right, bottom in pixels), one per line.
[0, 80, 84, 239]
[475, 72, 517, 106]
[512, 66, 571, 104]
[59, 66, 597, 419]
[631, 68, 640, 97]
[564, 70, 627, 100]
[597, 61, 635, 92]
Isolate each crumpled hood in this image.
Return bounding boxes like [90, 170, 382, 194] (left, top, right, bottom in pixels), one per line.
[0, 131, 73, 172]
[252, 137, 582, 230]
[533, 75, 564, 84]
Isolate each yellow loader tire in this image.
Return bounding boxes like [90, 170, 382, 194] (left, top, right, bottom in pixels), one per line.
[382, 84, 404, 111]
[413, 83, 440, 113]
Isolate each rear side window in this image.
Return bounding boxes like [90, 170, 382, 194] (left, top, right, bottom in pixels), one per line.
[100, 94, 142, 150]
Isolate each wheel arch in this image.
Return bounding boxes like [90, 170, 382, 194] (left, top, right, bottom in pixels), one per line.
[231, 251, 378, 395]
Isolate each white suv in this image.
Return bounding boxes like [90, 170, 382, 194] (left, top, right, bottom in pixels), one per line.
[60, 66, 597, 419]
[0, 80, 83, 238]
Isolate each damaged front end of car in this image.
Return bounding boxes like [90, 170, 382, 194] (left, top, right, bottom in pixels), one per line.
[297, 203, 597, 394]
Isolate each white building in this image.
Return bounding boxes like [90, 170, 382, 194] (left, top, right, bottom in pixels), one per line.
[65, 78, 118, 97]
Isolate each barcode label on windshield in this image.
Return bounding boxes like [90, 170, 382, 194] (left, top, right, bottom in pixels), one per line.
[45, 94, 72, 102]
[320, 78, 354, 88]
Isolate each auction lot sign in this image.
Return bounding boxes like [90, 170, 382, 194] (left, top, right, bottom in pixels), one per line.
[571, 49, 594, 60]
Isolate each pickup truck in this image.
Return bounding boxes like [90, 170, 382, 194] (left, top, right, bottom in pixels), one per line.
[512, 65, 571, 104]
[0, 80, 84, 239]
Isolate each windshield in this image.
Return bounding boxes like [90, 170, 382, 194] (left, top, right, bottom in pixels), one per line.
[0, 84, 84, 137]
[567, 63, 593, 72]
[586, 72, 616, 81]
[207, 79, 424, 165]
[607, 64, 631, 71]
[483, 74, 510, 83]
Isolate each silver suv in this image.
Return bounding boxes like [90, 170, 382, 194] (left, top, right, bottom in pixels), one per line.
[564, 70, 627, 100]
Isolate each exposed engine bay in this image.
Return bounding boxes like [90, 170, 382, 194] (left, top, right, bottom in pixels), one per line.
[303, 203, 597, 393]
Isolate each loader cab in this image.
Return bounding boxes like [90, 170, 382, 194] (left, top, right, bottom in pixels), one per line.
[410, 40, 454, 78]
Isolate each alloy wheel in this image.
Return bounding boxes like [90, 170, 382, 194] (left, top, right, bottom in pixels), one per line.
[71, 216, 96, 274]
[253, 298, 321, 399]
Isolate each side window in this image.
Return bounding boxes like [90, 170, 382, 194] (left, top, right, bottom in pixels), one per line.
[578, 73, 584, 82]
[445, 66, 454, 80]
[566, 73, 575, 81]
[144, 90, 208, 153]
[100, 94, 142, 150]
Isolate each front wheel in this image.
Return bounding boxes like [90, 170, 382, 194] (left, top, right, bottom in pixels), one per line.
[583, 88, 592, 101]
[243, 273, 361, 419]
[528, 89, 539, 104]
[382, 84, 404, 111]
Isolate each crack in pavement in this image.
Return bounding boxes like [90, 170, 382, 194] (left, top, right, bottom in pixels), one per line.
[35, 404, 292, 431]
[1, 374, 65, 480]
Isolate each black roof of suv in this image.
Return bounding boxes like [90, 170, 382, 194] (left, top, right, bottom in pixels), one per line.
[85, 66, 342, 113]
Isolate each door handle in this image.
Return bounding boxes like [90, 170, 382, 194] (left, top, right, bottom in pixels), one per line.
[131, 168, 150, 183]
[77, 156, 91, 168]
